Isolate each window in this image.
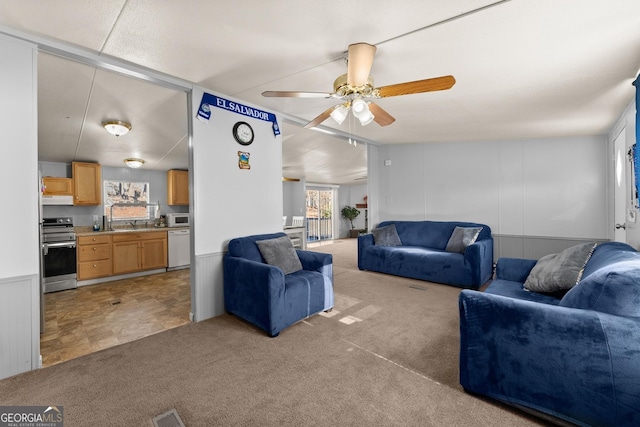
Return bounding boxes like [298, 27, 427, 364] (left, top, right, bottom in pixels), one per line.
[306, 188, 334, 241]
[104, 180, 152, 221]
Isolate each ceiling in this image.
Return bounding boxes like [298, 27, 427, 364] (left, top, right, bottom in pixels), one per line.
[1, 0, 639, 184]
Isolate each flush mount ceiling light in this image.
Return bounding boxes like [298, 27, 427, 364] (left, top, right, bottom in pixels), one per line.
[103, 120, 132, 137]
[124, 158, 144, 168]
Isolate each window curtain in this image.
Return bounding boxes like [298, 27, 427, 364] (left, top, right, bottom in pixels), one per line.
[634, 76, 640, 207]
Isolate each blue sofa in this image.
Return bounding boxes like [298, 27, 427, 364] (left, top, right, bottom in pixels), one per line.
[459, 242, 640, 426]
[224, 232, 334, 337]
[358, 220, 493, 289]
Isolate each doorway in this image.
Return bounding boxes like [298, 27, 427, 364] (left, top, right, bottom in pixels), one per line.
[37, 51, 193, 366]
[613, 129, 628, 243]
[306, 188, 335, 242]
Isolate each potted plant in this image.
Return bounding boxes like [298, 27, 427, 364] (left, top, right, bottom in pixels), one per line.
[341, 205, 361, 238]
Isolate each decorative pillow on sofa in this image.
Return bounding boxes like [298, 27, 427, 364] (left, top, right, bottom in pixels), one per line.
[445, 226, 482, 253]
[256, 235, 303, 275]
[524, 242, 597, 293]
[372, 224, 402, 246]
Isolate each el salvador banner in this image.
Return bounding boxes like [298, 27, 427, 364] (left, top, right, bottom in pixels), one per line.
[197, 92, 280, 136]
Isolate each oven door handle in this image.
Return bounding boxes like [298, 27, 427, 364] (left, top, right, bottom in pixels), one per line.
[45, 241, 76, 249]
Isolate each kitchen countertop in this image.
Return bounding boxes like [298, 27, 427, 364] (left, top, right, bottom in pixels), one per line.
[75, 225, 189, 237]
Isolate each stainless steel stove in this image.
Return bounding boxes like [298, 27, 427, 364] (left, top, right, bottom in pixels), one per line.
[42, 217, 77, 293]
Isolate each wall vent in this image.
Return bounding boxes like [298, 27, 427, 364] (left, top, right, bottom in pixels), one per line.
[152, 408, 186, 427]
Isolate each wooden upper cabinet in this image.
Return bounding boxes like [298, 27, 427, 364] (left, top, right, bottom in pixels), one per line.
[42, 177, 73, 196]
[72, 162, 101, 205]
[167, 169, 189, 206]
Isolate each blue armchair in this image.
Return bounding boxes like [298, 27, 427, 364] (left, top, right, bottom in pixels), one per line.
[223, 232, 334, 337]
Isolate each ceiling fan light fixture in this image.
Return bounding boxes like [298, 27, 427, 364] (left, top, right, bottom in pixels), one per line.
[357, 111, 375, 126]
[358, 110, 374, 126]
[351, 98, 367, 115]
[351, 98, 375, 126]
[330, 104, 349, 125]
[124, 158, 144, 168]
[103, 120, 132, 137]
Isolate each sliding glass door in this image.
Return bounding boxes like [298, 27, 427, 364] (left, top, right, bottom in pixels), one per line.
[305, 188, 334, 242]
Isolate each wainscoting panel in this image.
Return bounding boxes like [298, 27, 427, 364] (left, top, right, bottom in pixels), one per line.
[494, 234, 610, 260]
[0, 274, 40, 379]
[193, 252, 225, 321]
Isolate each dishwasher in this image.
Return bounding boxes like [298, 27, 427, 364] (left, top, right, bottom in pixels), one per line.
[168, 229, 191, 270]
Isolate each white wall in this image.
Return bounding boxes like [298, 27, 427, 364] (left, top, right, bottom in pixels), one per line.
[376, 136, 609, 243]
[1, 37, 39, 278]
[0, 35, 40, 379]
[191, 87, 282, 320]
[282, 180, 305, 226]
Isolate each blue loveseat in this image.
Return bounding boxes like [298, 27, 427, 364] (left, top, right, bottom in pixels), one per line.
[459, 242, 640, 426]
[224, 232, 334, 337]
[358, 220, 493, 289]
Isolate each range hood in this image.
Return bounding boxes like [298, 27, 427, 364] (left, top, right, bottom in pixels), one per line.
[41, 195, 74, 205]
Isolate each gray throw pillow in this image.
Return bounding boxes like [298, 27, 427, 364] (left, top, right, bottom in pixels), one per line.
[372, 224, 402, 246]
[256, 236, 303, 275]
[524, 242, 598, 293]
[445, 226, 482, 253]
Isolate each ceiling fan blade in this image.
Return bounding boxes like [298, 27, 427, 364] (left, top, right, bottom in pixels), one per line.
[347, 43, 377, 87]
[304, 105, 337, 129]
[376, 75, 456, 98]
[368, 102, 396, 126]
[262, 90, 334, 98]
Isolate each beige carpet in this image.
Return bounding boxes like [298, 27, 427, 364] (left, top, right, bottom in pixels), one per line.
[0, 239, 551, 426]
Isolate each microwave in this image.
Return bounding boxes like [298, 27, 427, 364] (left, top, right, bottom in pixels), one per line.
[166, 212, 190, 227]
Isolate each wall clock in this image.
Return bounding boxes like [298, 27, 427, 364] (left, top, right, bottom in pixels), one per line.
[232, 121, 254, 146]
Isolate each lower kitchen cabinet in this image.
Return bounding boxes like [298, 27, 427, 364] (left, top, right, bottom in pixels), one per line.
[77, 234, 112, 280]
[111, 241, 140, 274]
[112, 231, 167, 275]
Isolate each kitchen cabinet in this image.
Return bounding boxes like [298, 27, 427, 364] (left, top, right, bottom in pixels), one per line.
[77, 234, 112, 280]
[42, 177, 73, 196]
[167, 169, 189, 206]
[112, 231, 167, 275]
[72, 161, 101, 205]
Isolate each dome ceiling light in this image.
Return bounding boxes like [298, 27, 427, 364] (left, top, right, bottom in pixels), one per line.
[103, 120, 132, 137]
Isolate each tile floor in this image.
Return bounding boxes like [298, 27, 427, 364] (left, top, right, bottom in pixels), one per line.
[40, 269, 191, 367]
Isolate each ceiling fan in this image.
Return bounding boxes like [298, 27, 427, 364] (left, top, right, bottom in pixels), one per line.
[262, 42, 455, 129]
